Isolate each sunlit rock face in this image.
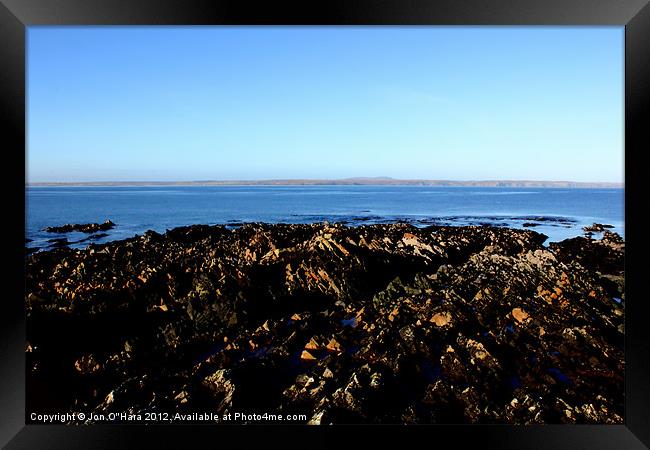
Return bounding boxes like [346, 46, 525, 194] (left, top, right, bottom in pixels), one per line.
[26, 223, 624, 424]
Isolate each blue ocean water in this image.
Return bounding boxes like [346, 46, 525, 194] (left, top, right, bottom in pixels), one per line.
[26, 186, 624, 251]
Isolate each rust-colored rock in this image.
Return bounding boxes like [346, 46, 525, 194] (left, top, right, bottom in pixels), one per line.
[305, 338, 320, 351]
[430, 312, 452, 327]
[25, 222, 624, 425]
[512, 308, 530, 324]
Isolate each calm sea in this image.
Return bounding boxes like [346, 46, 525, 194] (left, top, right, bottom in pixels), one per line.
[26, 186, 624, 251]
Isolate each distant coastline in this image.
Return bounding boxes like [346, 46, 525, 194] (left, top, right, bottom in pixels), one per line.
[27, 177, 623, 188]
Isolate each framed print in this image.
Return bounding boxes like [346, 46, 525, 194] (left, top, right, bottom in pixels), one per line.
[1, 0, 648, 448]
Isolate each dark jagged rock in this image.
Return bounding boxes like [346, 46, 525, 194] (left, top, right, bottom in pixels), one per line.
[25, 222, 624, 424]
[43, 220, 115, 234]
[510, 216, 577, 224]
[583, 223, 615, 233]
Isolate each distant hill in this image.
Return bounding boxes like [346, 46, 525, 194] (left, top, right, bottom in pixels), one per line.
[27, 177, 623, 188]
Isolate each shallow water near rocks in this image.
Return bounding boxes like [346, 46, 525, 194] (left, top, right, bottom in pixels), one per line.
[27, 186, 624, 251]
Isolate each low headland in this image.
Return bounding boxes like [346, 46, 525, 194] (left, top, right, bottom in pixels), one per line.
[25, 221, 624, 424]
[27, 177, 623, 188]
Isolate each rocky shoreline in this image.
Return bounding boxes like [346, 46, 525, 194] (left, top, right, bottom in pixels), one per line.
[43, 219, 116, 234]
[25, 222, 624, 424]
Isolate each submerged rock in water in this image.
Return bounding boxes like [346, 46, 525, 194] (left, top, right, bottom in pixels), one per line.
[77, 232, 110, 243]
[43, 220, 115, 234]
[46, 237, 70, 248]
[25, 222, 624, 424]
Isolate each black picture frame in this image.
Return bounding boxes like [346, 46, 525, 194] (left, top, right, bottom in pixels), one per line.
[1, 1, 648, 448]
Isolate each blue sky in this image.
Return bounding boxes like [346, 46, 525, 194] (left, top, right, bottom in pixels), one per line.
[27, 27, 623, 182]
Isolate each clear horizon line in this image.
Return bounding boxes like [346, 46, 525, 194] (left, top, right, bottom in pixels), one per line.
[26, 177, 624, 186]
